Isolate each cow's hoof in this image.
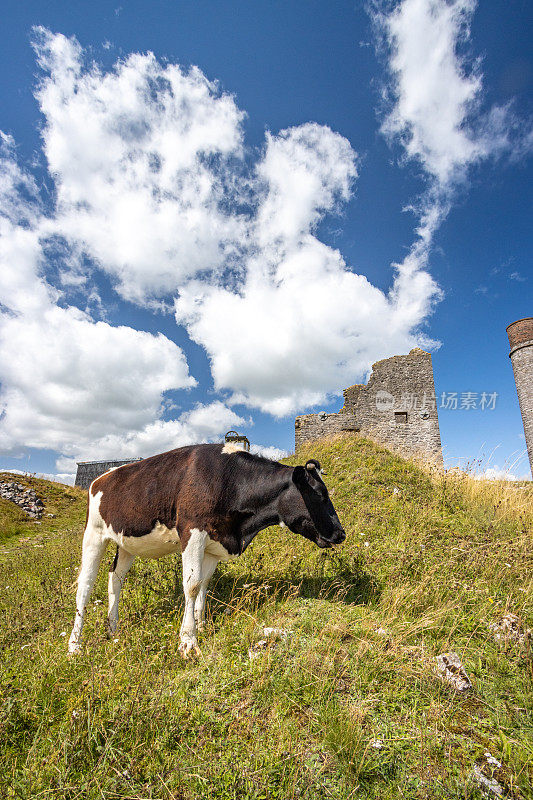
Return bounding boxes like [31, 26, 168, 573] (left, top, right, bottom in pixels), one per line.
[68, 643, 82, 657]
[104, 619, 116, 639]
[178, 635, 201, 659]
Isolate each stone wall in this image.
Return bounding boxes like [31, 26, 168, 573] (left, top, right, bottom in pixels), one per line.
[75, 459, 141, 490]
[295, 348, 443, 463]
[507, 318, 533, 474]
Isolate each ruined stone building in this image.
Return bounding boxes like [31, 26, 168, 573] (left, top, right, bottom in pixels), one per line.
[295, 348, 443, 463]
[75, 459, 141, 490]
[507, 317, 533, 474]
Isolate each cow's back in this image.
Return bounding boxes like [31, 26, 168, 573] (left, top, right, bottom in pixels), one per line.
[91, 445, 200, 537]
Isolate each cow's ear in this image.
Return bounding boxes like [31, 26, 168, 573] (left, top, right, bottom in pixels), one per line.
[292, 465, 307, 488]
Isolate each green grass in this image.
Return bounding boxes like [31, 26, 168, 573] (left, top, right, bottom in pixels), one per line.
[0, 438, 532, 799]
[0, 473, 86, 548]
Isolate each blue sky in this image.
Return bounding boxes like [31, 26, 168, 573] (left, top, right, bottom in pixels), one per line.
[0, 0, 531, 481]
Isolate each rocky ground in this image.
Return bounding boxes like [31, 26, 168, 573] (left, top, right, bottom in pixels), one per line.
[0, 480, 45, 518]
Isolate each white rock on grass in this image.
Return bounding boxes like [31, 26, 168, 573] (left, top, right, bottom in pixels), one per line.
[435, 652, 473, 692]
[484, 753, 502, 769]
[488, 613, 532, 649]
[248, 627, 291, 660]
[472, 764, 504, 797]
[262, 627, 289, 639]
[248, 639, 269, 660]
[0, 481, 45, 518]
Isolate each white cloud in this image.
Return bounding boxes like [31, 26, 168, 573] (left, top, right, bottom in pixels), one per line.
[0, 305, 195, 454]
[0, 133, 197, 463]
[1, 28, 446, 457]
[379, 0, 483, 186]
[54, 401, 249, 473]
[373, 0, 531, 229]
[477, 466, 519, 481]
[175, 262, 437, 417]
[250, 444, 288, 461]
[46, 472, 76, 485]
[255, 124, 357, 249]
[368, 0, 532, 360]
[0, 38, 252, 468]
[33, 27, 246, 304]
[0, 467, 75, 486]
[25, 31, 440, 418]
[37, 472, 76, 486]
[175, 124, 439, 415]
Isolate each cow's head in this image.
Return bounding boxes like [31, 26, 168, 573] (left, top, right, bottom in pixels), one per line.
[278, 459, 346, 548]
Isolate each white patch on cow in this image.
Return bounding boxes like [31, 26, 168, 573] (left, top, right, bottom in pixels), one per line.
[86, 489, 181, 560]
[194, 551, 219, 631]
[182, 528, 209, 591]
[118, 522, 181, 559]
[88, 489, 104, 524]
[100, 465, 119, 477]
[205, 536, 240, 562]
[222, 442, 244, 454]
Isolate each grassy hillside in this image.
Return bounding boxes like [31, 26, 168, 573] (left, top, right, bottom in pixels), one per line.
[0, 438, 532, 800]
[0, 473, 86, 548]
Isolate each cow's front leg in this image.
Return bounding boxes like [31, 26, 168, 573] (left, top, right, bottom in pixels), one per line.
[178, 529, 208, 658]
[194, 552, 219, 633]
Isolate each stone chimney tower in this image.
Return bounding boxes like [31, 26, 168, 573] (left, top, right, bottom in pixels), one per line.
[507, 317, 533, 474]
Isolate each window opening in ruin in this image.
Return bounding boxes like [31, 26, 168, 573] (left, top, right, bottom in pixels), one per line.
[395, 412, 408, 424]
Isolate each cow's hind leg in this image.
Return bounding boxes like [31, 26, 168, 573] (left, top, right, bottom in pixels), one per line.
[179, 529, 207, 658]
[68, 524, 107, 655]
[194, 553, 219, 633]
[106, 546, 135, 639]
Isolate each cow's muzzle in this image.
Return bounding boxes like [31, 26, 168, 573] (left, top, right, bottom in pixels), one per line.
[316, 528, 346, 548]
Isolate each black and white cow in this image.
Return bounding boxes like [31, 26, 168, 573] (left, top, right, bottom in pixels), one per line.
[68, 443, 345, 657]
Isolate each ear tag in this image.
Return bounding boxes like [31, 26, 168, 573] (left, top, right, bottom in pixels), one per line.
[305, 460, 326, 475]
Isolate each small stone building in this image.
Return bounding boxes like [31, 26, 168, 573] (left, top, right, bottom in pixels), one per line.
[74, 459, 141, 490]
[295, 348, 443, 463]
